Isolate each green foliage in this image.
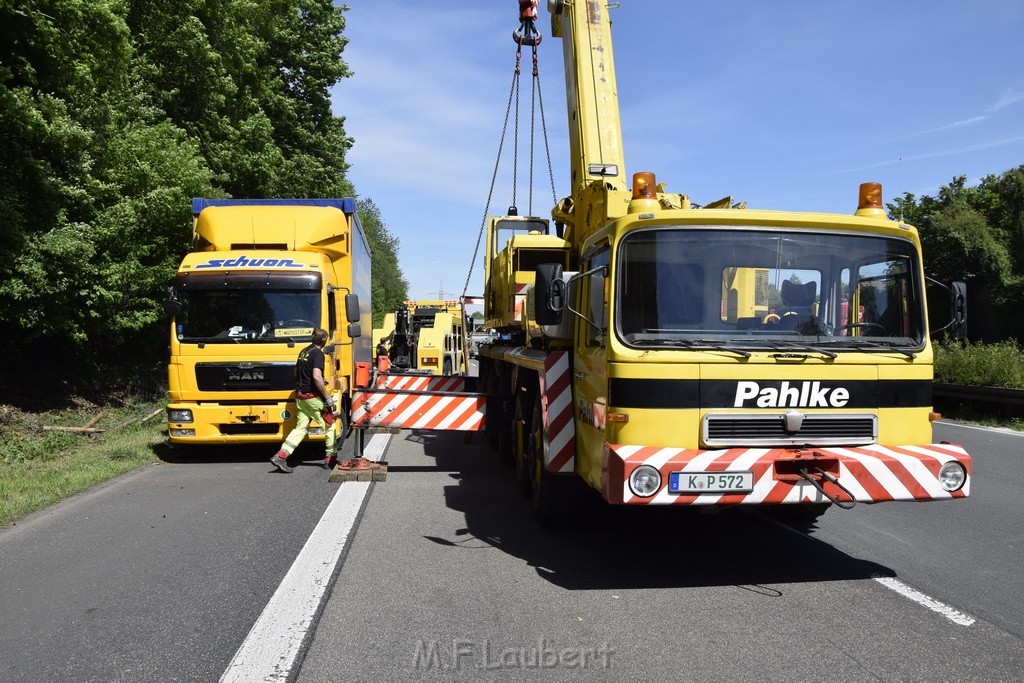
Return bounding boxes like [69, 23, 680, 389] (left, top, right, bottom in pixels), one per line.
[887, 167, 1024, 341]
[359, 199, 409, 327]
[0, 0, 407, 401]
[933, 339, 1024, 388]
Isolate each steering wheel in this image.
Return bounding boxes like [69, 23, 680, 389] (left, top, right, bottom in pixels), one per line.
[834, 322, 887, 334]
[273, 319, 316, 328]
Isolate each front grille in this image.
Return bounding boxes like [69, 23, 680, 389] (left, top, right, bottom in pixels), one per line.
[195, 362, 294, 392]
[703, 413, 876, 447]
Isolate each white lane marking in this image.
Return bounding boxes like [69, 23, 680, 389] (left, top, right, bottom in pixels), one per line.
[873, 576, 976, 626]
[220, 433, 390, 683]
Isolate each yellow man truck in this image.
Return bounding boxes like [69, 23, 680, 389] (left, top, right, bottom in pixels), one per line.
[474, 0, 972, 523]
[163, 198, 371, 447]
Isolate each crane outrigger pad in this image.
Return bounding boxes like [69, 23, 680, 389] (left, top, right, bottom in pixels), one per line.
[328, 460, 388, 483]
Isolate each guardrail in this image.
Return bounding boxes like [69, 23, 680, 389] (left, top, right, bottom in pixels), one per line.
[933, 383, 1024, 406]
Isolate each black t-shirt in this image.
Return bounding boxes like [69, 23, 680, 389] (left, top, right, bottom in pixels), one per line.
[295, 344, 325, 394]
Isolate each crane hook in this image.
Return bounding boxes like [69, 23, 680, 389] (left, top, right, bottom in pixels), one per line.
[513, 0, 542, 46]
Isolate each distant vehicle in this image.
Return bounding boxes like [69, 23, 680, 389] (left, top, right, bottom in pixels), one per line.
[372, 300, 468, 375]
[469, 329, 495, 357]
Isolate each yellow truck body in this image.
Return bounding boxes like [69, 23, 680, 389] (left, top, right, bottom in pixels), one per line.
[164, 199, 372, 445]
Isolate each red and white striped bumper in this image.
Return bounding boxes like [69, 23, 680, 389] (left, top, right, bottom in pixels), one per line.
[351, 373, 485, 431]
[602, 443, 972, 505]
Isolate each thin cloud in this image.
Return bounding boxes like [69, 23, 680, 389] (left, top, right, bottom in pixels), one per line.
[990, 88, 1024, 112]
[830, 134, 1024, 175]
[898, 88, 1023, 139]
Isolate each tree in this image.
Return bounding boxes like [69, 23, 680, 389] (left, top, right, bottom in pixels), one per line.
[125, 0, 353, 199]
[0, 0, 390, 401]
[887, 168, 1024, 341]
[358, 199, 408, 327]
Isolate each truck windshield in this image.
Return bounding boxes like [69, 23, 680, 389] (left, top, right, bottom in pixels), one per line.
[617, 227, 925, 352]
[172, 272, 321, 343]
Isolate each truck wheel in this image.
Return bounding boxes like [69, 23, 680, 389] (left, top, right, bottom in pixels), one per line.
[486, 395, 500, 449]
[497, 406, 514, 465]
[442, 358, 452, 376]
[530, 395, 562, 526]
[513, 411, 532, 496]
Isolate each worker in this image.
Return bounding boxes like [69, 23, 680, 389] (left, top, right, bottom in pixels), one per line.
[271, 328, 337, 473]
[376, 334, 392, 373]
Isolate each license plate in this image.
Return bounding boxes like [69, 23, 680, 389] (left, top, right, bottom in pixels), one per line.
[668, 471, 754, 494]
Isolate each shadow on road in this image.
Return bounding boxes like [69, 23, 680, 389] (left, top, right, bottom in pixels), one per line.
[413, 430, 895, 592]
[154, 437, 355, 466]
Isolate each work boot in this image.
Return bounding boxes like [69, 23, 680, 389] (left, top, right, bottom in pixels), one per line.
[323, 453, 338, 470]
[270, 451, 293, 473]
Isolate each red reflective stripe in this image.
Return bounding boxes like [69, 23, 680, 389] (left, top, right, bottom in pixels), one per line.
[836, 457, 895, 502]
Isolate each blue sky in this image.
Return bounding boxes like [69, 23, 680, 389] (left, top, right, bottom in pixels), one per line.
[331, 1, 1024, 302]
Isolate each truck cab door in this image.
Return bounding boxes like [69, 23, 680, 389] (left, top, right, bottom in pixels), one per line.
[572, 248, 610, 483]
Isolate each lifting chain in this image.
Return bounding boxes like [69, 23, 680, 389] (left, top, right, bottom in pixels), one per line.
[462, 0, 558, 298]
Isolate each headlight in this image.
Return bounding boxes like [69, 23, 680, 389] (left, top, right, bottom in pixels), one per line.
[308, 427, 324, 436]
[938, 461, 967, 492]
[169, 428, 196, 437]
[168, 409, 193, 423]
[628, 465, 662, 497]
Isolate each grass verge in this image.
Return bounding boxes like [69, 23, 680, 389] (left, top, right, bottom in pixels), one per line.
[935, 401, 1024, 432]
[0, 401, 166, 527]
[933, 339, 1024, 388]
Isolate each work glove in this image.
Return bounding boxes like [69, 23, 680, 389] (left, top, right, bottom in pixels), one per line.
[324, 396, 336, 410]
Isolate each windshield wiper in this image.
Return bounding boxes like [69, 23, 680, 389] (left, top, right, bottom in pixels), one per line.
[648, 338, 751, 358]
[822, 338, 917, 359]
[760, 339, 837, 359]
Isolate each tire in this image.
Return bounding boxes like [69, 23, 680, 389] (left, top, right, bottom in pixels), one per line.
[513, 400, 532, 496]
[442, 358, 452, 376]
[529, 394, 562, 526]
[486, 395, 500, 448]
[497, 404, 514, 465]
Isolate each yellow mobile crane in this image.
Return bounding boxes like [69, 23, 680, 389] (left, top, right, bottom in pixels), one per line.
[474, 0, 972, 523]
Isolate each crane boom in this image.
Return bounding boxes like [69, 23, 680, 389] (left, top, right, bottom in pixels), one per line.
[549, 0, 627, 198]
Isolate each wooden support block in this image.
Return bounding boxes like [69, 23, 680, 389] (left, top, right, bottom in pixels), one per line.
[328, 461, 388, 484]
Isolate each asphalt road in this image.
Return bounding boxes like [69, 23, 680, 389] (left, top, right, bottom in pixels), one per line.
[296, 422, 1024, 682]
[0, 420, 1021, 682]
[0, 443, 347, 682]
[814, 421, 1024, 639]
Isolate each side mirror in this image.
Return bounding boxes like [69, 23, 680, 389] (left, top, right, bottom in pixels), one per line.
[348, 322, 362, 339]
[927, 278, 968, 338]
[345, 294, 360, 323]
[951, 281, 967, 337]
[161, 292, 182, 317]
[534, 263, 565, 326]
